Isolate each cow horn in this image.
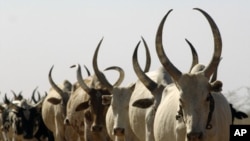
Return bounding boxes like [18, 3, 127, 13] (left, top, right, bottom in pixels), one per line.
[185, 39, 199, 72]
[193, 8, 222, 78]
[133, 41, 158, 92]
[93, 38, 113, 92]
[11, 90, 22, 100]
[210, 57, 223, 83]
[141, 36, 151, 72]
[31, 86, 39, 103]
[155, 9, 182, 82]
[71, 64, 91, 76]
[11, 90, 17, 99]
[84, 65, 91, 76]
[4, 93, 11, 105]
[76, 64, 92, 94]
[48, 66, 64, 96]
[104, 66, 125, 87]
[34, 96, 45, 108]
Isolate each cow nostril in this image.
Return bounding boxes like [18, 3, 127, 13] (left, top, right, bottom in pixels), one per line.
[92, 125, 102, 132]
[113, 127, 125, 136]
[64, 118, 70, 125]
[187, 132, 203, 140]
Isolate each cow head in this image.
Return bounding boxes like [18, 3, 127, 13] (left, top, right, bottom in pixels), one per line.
[154, 8, 223, 140]
[11, 98, 44, 139]
[131, 38, 199, 109]
[47, 66, 74, 117]
[74, 68, 111, 132]
[74, 39, 125, 133]
[102, 83, 135, 136]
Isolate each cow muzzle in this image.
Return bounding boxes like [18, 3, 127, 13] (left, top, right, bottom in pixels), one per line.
[23, 132, 33, 139]
[91, 125, 103, 132]
[113, 127, 125, 136]
[187, 132, 203, 141]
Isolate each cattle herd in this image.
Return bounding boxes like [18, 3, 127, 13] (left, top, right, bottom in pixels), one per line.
[0, 8, 249, 141]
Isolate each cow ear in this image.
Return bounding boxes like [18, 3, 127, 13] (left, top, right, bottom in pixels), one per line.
[210, 80, 223, 92]
[75, 101, 89, 112]
[235, 112, 248, 119]
[102, 95, 112, 105]
[47, 97, 61, 105]
[132, 98, 154, 109]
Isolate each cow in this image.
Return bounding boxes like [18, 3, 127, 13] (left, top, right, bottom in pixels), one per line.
[29, 87, 54, 141]
[128, 36, 199, 141]
[41, 66, 80, 141]
[65, 64, 125, 141]
[150, 8, 231, 141]
[100, 37, 151, 141]
[10, 99, 44, 141]
[0, 93, 25, 141]
[0, 94, 18, 141]
[65, 40, 125, 141]
[0, 88, 46, 141]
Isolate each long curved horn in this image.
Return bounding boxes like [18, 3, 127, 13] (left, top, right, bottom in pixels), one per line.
[155, 9, 182, 82]
[84, 65, 91, 76]
[71, 64, 92, 93]
[141, 36, 151, 72]
[48, 66, 64, 96]
[93, 38, 113, 91]
[193, 8, 222, 78]
[133, 41, 158, 92]
[104, 66, 124, 87]
[185, 39, 199, 72]
[76, 64, 92, 94]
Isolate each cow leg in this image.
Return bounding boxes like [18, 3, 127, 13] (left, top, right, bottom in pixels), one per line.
[145, 106, 156, 141]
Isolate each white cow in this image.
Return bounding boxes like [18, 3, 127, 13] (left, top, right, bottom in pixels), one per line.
[152, 8, 231, 141]
[42, 66, 80, 141]
[128, 66, 172, 141]
[103, 83, 138, 141]
[101, 37, 151, 141]
[128, 36, 199, 141]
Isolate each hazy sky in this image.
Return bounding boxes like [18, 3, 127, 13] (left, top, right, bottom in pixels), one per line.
[1, 0, 250, 99]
